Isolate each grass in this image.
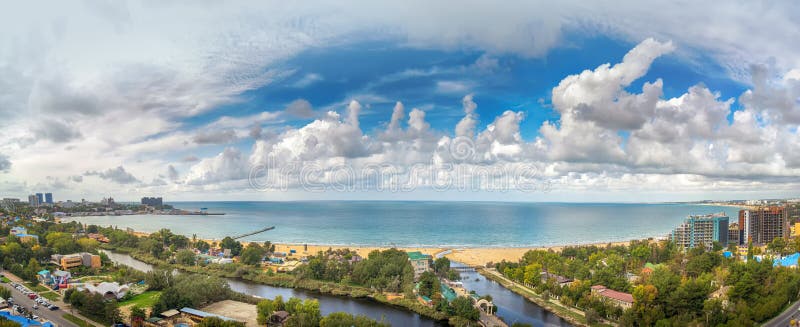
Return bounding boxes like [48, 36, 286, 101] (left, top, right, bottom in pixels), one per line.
[63, 313, 93, 327]
[118, 291, 161, 308]
[0, 277, 10, 283]
[39, 291, 60, 301]
[25, 283, 49, 292]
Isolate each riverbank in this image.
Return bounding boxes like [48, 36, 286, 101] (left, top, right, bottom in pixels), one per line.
[476, 268, 612, 327]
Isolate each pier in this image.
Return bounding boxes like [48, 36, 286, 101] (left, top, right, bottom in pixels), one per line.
[231, 226, 275, 240]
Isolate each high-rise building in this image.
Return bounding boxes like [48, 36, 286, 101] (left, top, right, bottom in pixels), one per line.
[28, 194, 39, 206]
[739, 207, 787, 245]
[141, 197, 163, 207]
[45, 193, 53, 204]
[670, 213, 729, 250]
[728, 222, 741, 245]
[36, 193, 43, 204]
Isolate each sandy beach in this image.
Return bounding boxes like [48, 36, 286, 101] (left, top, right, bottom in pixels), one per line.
[128, 230, 640, 267]
[270, 240, 635, 267]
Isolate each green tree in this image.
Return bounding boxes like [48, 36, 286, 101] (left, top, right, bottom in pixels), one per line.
[197, 317, 244, 327]
[449, 296, 480, 321]
[219, 237, 243, 256]
[239, 243, 266, 265]
[417, 271, 440, 297]
[0, 287, 11, 301]
[176, 250, 197, 266]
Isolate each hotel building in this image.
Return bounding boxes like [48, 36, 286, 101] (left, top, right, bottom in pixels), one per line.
[739, 207, 787, 245]
[670, 213, 729, 250]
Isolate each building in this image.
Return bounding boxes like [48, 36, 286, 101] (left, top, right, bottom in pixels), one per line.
[82, 282, 130, 299]
[728, 223, 741, 245]
[591, 285, 634, 309]
[1, 198, 20, 210]
[28, 194, 39, 206]
[44, 193, 53, 204]
[35, 193, 43, 204]
[9, 227, 38, 243]
[141, 197, 164, 207]
[540, 271, 574, 287]
[51, 252, 102, 270]
[670, 213, 729, 250]
[407, 251, 432, 280]
[739, 207, 787, 245]
[100, 197, 115, 206]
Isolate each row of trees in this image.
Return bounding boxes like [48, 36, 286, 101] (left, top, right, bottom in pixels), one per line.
[256, 295, 390, 327]
[64, 288, 122, 324]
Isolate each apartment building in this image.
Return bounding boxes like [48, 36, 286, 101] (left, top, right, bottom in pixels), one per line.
[670, 213, 729, 250]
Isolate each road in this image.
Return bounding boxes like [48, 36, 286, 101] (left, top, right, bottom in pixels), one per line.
[1, 282, 77, 327]
[763, 300, 800, 327]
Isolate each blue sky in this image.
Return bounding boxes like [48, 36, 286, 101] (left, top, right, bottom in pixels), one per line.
[0, 1, 798, 202]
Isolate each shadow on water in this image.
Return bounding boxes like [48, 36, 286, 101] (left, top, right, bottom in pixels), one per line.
[452, 263, 574, 327]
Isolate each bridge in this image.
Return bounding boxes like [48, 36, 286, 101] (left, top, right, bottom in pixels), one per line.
[231, 226, 275, 240]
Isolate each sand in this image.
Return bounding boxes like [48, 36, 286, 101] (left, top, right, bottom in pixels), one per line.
[132, 229, 639, 267]
[201, 300, 258, 326]
[270, 240, 635, 267]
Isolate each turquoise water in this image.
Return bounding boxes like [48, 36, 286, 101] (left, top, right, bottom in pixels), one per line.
[65, 201, 740, 247]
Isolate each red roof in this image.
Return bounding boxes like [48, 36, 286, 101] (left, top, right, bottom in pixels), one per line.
[593, 285, 634, 303]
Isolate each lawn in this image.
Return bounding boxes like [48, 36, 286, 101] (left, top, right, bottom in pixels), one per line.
[0, 277, 10, 283]
[25, 283, 49, 292]
[63, 313, 93, 327]
[39, 291, 60, 301]
[118, 291, 161, 308]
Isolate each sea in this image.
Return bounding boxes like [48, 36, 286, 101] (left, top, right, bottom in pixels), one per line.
[63, 201, 741, 247]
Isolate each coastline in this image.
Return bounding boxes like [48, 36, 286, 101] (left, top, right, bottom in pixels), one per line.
[129, 229, 639, 267]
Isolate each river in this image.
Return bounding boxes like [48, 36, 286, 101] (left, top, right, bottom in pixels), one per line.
[102, 251, 573, 327]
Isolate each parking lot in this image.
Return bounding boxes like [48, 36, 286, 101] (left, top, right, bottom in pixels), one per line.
[1, 274, 76, 327]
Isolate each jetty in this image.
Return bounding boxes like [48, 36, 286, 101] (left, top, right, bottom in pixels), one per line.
[231, 226, 275, 240]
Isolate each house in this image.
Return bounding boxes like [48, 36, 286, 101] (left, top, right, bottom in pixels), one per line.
[540, 271, 574, 287]
[87, 233, 110, 243]
[268, 311, 290, 327]
[591, 285, 634, 309]
[159, 309, 181, 323]
[51, 252, 101, 270]
[407, 251, 432, 280]
[10, 228, 38, 243]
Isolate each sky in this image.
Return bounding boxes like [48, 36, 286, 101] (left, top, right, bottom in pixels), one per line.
[1, 1, 800, 202]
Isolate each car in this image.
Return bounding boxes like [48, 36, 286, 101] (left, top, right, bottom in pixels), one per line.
[32, 304, 38, 310]
[32, 315, 39, 320]
[48, 305, 59, 311]
[27, 294, 37, 300]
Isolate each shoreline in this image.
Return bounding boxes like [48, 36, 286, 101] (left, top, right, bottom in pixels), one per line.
[129, 230, 642, 266]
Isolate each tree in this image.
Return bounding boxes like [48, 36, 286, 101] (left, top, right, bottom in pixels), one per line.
[417, 271, 440, 298]
[0, 287, 11, 301]
[434, 257, 450, 274]
[239, 243, 266, 265]
[449, 296, 480, 321]
[197, 317, 244, 327]
[130, 306, 147, 322]
[257, 296, 284, 325]
[219, 237, 243, 256]
[77, 238, 100, 252]
[176, 250, 196, 266]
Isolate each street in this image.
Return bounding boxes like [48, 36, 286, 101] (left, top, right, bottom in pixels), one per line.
[764, 300, 800, 327]
[1, 282, 77, 327]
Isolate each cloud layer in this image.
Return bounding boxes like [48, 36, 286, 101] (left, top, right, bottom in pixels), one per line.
[0, 2, 799, 201]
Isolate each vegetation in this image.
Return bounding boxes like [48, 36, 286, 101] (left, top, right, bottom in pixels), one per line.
[118, 291, 161, 308]
[65, 287, 122, 324]
[197, 317, 245, 327]
[0, 287, 11, 300]
[258, 296, 390, 327]
[497, 239, 800, 326]
[0, 316, 21, 327]
[62, 314, 93, 327]
[149, 273, 233, 314]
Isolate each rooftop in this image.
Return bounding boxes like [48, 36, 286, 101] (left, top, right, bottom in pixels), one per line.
[592, 285, 634, 303]
[407, 251, 431, 261]
[180, 307, 237, 321]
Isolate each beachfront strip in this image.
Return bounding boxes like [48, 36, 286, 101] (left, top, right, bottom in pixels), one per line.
[3, 200, 800, 326]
